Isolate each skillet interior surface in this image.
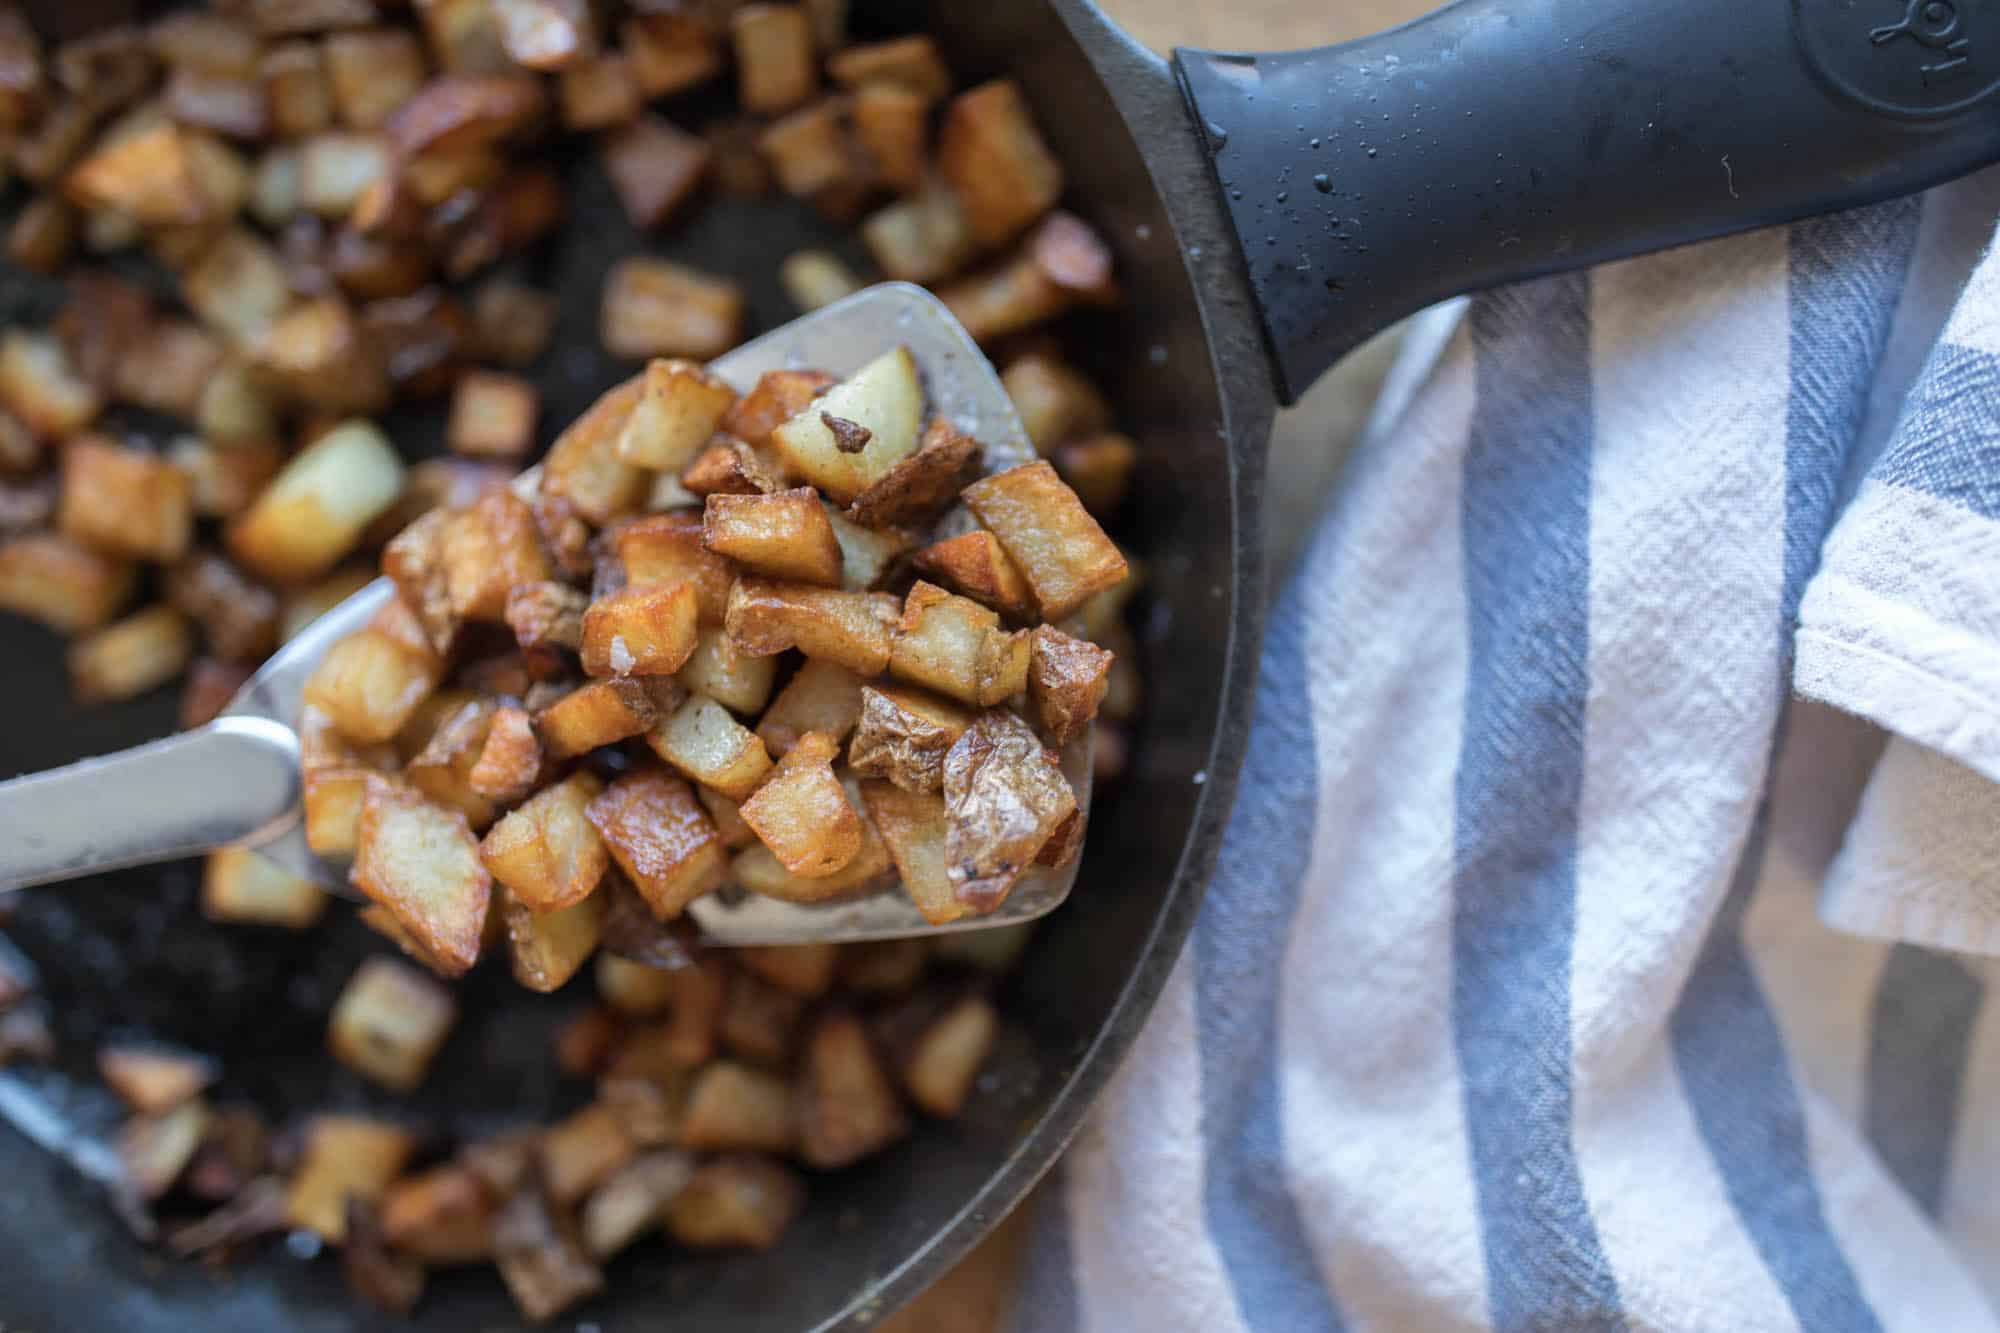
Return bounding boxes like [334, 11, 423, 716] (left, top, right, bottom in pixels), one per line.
[0, 3, 1251, 1327]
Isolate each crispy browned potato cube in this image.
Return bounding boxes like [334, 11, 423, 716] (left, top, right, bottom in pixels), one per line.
[506, 579, 587, 651]
[856, 780, 960, 924]
[582, 1151, 693, 1261]
[443, 488, 553, 621]
[202, 845, 330, 928]
[666, 1155, 803, 1250]
[303, 627, 441, 744]
[601, 257, 745, 361]
[232, 418, 404, 580]
[738, 731, 860, 877]
[699, 785, 756, 849]
[540, 377, 649, 527]
[945, 210, 1118, 342]
[616, 358, 736, 470]
[69, 605, 194, 705]
[730, 4, 815, 114]
[756, 96, 851, 197]
[558, 50, 639, 129]
[301, 704, 393, 852]
[679, 1063, 795, 1153]
[735, 941, 838, 998]
[730, 782, 891, 902]
[844, 416, 982, 530]
[98, 1043, 217, 1115]
[481, 772, 609, 911]
[169, 437, 284, 522]
[680, 437, 786, 497]
[943, 709, 1075, 912]
[120, 1100, 213, 1201]
[647, 693, 773, 800]
[471, 277, 558, 367]
[602, 112, 709, 227]
[447, 369, 539, 458]
[725, 578, 897, 676]
[351, 777, 492, 976]
[406, 698, 501, 829]
[469, 704, 543, 803]
[621, 13, 721, 98]
[962, 460, 1128, 620]
[386, 72, 545, 156]
[755, 657, 863, 757]
[494, 0, 595, 69]
[675, 626, 778, 714]
[534, 678, 657, 758]
[0, 533, 134, 634]
[612, 515, 729, 620]
[581, 581, 699, 677]
[263, 40, 333, 136]
[494, 1170, 605, 1322]
[795, 1010, 908, 1168]
[847, 684, 973, 793]
[382, 508, 457, 652]
[852, 83, 926, 193]
[913, 530, 1034, 619]
[586, 768, 728, 918]
[1001, 352, 1111, 454]
[703, 487, 842, 585]
[937, 78, 1061, 248]
[382, 1164, 496, 1265]
[328, 955, 459, 1092]
[904, 994, 998, 1117]
[286, 1116, 418, 1242]
[7, 196, 74, 274]
[0, 330, 102, 438]
[721, 367, 835, 448]
[540, 1101, 636, 1205]
[768, 345, 922, 504]
[163, 552, 279, 662]
[65, 124, 226, 226]
[298, 130, 391, 216]
[778, 249, 862, 312]
[888, 581, 1028, 708]
[59, 437, 193, 562]
[503, 883, 607, 992]
[719, 969, 804, 1065]
[1029, 624, 1113, 746]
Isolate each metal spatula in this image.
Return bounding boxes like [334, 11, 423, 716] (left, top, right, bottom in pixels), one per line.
[0, 284, 1091, 946]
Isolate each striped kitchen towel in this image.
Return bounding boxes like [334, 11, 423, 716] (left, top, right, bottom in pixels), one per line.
[1012, 165, 2000, 1333]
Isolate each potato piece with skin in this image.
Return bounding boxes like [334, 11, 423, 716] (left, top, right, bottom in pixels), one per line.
[913, 530, 1035, 619]
[730, 4, 815, 114]
[722, 368, 834, 449]
[586, 768, 729, 919]
[676, 626, 778, 715]
[962, 461, 1129, 620]
[613, 513, 734, 622]
[680, 1062, 796, 1153]
[703, 487, 842, 585]
[737, 731, 860, 878]
[938, 79, 1062, 248]
[304, 626, 441, 744]
[735, 942, 838, 998]
[581, 581, 699, 678]
[647, 694, 772, 801]
[448, 370, 539, 458]
[844, 416, 983, 530]
[468, 705, 542, 803]
[59, 438, 193, 563]
[754, 657, 863, 757]
[617, 359, 737, 470]
[350, 777, 492, 976]
[601, 258, 745, 362]
[667, 1155, 804, 1250]
[542, 372, 650, 524]
[1029, 624, 1114, 747]
[768, 345, 923, 505]
[229, 420, 406, 583]
[943, 710, 1076, 912]
[0, 533, 136, 633]
[69, 606, 196, 705]
[904, 994, 998, 1117]
[202, 846, 330, 928]
[534, 678, 658, 758]
[382, 1164, 497, 1266]
[848, 684, 973, 793]
[724, 578, 897, 676]
[503, 883, 607, 992]
[858, 780, 962, 924]
[888, 581, 1029, 708]
[795, 1010, 909, 1169]
[286, 1116, 417, 1243]
[328, 956, 458, 1092]
[480, 772, 608, 912]
[602, 113, 710, 228]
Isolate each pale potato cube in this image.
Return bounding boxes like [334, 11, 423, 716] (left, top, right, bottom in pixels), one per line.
[202, 846, 330, 928]
[582, 1152, 693, 1261]
[182, 229, 291, 345]
[541, 372, 649, 524]
[857, 780, 961, 924]
[825, 506, 911, 590]
[767, 345, 923, 504]
[860, 180, 974, 285]
[447, 370, 539, 457]
[502, 884, 607, 992]
[778, 249, 862, 311]
[615, 359, 736, 470]
[328, 955, 459, 1092]
[1003, 352, 1110, 453]
[227, 420, 405, 583]
[350, 777, 492, 976]
[0, 330, 101, 438]
[647, 694, 772, 800]
[298, 131, 392, 216]
[675, 626, 778, 715]
[755, 657, 863, 757]
[98, 1044, 217, 1115]
[904, 994, 998, 1117]
[480, 772, 609, 912]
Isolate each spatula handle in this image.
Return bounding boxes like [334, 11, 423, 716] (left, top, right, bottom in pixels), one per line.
[1175, 0, 2000, 403]
[0, 716, 301, 891]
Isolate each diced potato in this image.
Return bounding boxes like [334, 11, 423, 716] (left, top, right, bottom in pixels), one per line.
[120, 1100, 213, 1201]
[443, 488, 553, 621]
[298, 130, 390, 216]
[228, 419, 405, 582]
[542, 372, 649, 523]
[730, 3, 815, 114]
[166, 65, 270, 140]
[481, 772, 608, 912]
[942, 710, 1075, 912]
[937, 78, 1061, 247]
[720, 969, 804, 1065]
[350, 777, 492, 976]
[382, 1164, 497, 1265]
[534, 678, 658, 758]
[594, 951, 675, 1016]
[679, 1063, 794, 1153]
[680, 437, 787, 497]
[963, 459, 1127, 618]
[59, 438, 193, 563]
[852, 82, 927, 192]
[755, 657, 862, 757]
[285, 1116, 418, 1242]
[0, 533, 135, 633]
[795, 1010, 908, 1168]
[98, 1043, 218, 1115]
[405, 698, 501, 829]
[613, 514, 734, 626]
[585, 768, 728, 918]
[303, 625, 440, 744]
[828, 34, 950, 99]
[471, 278, 558, 367]
[446, 369, 539, 458]
[505, 579, 586, 652]
[494, 0, 595, 69]
[730, 780, 891, 902]
[494, 1171, 605, 1322]
[675, 626, 777, 714]
[7, 195, 74, 274]
[778, 249, 862, 313]
[413, 0, 508, 73]
[757, 96, 850, 197]
[254, 295, 391, 413]
[558, 50, 640, 130]
[163, 553, 279, 663]
[503, 883, 607, 992]
[149, 10, 259, 75]
[1029, 624, 1113, 746]
[823, 507, 909, 591]
[322, 27, 428, 130]
[69, 605, 195, 704]
[647, 694, 772, 801]
[582, 1151, 692, 1260]
[201, 846, 330, 928]
[581, 582, 700, 677]
[738, 731, 860, 877]
[725, 578, 897, 676]
[301, 704, 394, 852]
[841, 939, 930, 995]
[361, 286, 474, 399]
[602, 112, 710, 227]
[721, 368, 835, 449]
[601, 257, 744, 362]
[616, 359, 736, 471]
[621, 13, 722, 98]
[860, 179, 975, 284]
[112, 318, 225, 420]
[767, 345, 923, 505]
[942, 210, 1118, 343]
[382, 509, 457, 653]
[169, 436, 284, 521]
[1003, 353, 1110, 453]
[699, 785, 756, 848]
[735, 942, 838, 998]
[263, 40, 333, 137]
[904, 994, 998, 1117]
[913, 530, 1034, 619]
[1055, 432, 1138, 514]
[847, 684, 972, 793]
[888, 581, 1028, 708]
[54, 271, 153, 394]
[666, 1155, 803, 1250]
[0, 330, 101, 438]
[703, 487, 842, 585]
[541, 1102, 636, 1205]
[65, 123, 227, 225]
[843, 419, 984, 534]
[386, 71, 545, 156]
[328, 955, 459, 1092]
[857, 780, 960, 924]
[469, 704, 543, 803]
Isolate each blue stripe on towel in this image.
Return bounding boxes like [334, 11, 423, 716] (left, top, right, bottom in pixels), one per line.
[1195, 567, 1348, 1333]
[1454, 274, 1626, 1333]
[1007, 1174, 1081, 1333]
[1873, 343, 2000, 520]
[1866, 945, 1984, 1216]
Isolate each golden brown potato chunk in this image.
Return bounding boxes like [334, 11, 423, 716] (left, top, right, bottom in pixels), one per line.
[888, 581, 1028, 708]
[1029, 623, 1114, 746]
[942, 709, 1076, 912]
[755, 656, 863, 757]
[904, 994, 998, 1117]
[847, 683, 973, 792]
[725, 578, 897, 676]
[229, 420, 406, 583]
[680, 436, 787, 497]
[844, 417, 982, 530]
[937, 79, 1061, 247]
[448, 370, 540, 458]
[912, 530, 1034, 620]
[621, 13, 722, 98]
[720, 968, 805, 1065]
[59, 438, 193, 563]
[585, 768, 728, 919]
[616, 358, 737, 470]
[202, 845, 330, 928]
[541, 372, 650, 523]
[738, 731, 861, 877]
[703, 486, 842, 585]
[826, 34, 951, 101]
[502, 883, 607, 992]
[679, 1062, 796, 1153]
[729, 3, 816, 114]
[962, 460, 1129, 620]
[581, 582, 699, 678]
[601, 257, 744, 362]
[795, 1010, 909, 1168]
[858, 780, 961, 924]
[350, 777, 493, 976]
[405, 697, 501, 830]
[382, 1164, 497, 1266]
[758, 96, 852, 197]
[285, 1116, 418, 1243]
[0, 533, 135, 634]
[602, 113, 710, 228]
[325, 27, 427, 129]
[468, 704, 543, 803]
[304, 625, 441, 744]
[480, 772, 608, 912]
[559, 50, 641, 130]
[69, 605, 195, 705]
[647, 693, 773, 800]
[534, 678, 658, 758]
[327, 956, 459, 1092]
[666, 1155, 804, 1250]
[730, 785, 892, 903]
[850, 82, 926, 192]
[1000, 352, 1111, 453]
[386, 72, 546, 157]
[721, 367, 835, 448]
[1055, 432, 1138, 515]
[98, 1044, 217, 1116]
[505, 579, 587, 652]
[613, 512, 735, 621]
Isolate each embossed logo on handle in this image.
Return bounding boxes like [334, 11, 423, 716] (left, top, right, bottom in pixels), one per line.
[1870, 0, 1972, 84]
[1795, 0, 2000, 116]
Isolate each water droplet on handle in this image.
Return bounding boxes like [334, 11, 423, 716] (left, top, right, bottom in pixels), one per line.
[1313, 173, 1333, 193]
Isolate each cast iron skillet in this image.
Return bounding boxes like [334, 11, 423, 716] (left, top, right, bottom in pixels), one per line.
[7, 0, 2000, 1327]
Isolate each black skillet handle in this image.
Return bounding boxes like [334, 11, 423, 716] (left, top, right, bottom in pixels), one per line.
[1174, 0, 2000, 404]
